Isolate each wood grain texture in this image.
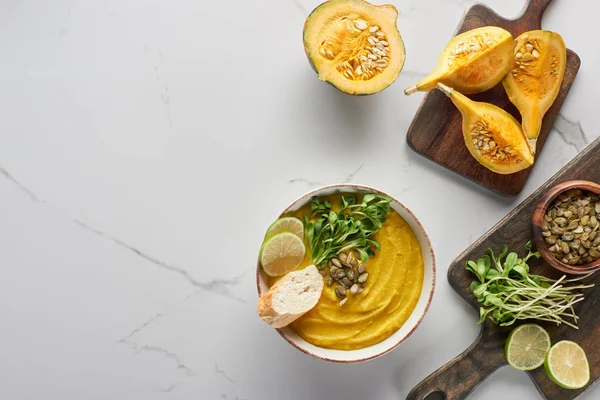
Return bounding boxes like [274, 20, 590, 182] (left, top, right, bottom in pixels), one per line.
[407, 138, 600, 400]
[406, 0, 581, 196]
[531, 180, 600, 274]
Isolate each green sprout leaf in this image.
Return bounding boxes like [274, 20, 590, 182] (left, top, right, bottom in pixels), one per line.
[465, 243, 594, 329]
[304, 193, 392, 267]
[477, 307, 493, 324]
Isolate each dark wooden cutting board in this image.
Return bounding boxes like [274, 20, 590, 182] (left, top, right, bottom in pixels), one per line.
[406, 0, 581, 196]
[407, 138, 600, 400]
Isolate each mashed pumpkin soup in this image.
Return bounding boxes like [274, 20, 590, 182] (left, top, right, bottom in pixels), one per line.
[268, 193, 424, 351]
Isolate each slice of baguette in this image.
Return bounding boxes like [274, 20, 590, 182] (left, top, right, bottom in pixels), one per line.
[257, 265, 324, 328]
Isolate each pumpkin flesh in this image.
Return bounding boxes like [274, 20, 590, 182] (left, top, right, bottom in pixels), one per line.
[503, 30, 566, 154]
[406, 26, 514, 95]
[438, 83, 534, 175]
[303, 0, 405, 95]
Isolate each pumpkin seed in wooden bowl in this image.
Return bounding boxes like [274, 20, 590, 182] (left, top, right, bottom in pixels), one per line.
[532, 180, 600, 275]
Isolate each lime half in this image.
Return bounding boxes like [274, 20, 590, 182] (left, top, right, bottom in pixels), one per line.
[545, 340, 590, 389]
[260, 232, 306, 277]
[505, 324, 551, 371]
[265, 217, 304, 240]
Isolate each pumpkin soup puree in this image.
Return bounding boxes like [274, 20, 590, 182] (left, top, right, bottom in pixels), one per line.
[269, 194, 424, 350]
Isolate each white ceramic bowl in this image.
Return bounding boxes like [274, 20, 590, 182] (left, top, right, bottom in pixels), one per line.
[256, 184, 436, 363]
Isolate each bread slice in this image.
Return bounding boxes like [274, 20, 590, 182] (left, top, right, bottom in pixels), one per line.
[257, 265, 324, 328]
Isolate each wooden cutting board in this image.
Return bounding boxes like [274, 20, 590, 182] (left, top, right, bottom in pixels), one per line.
[406, 0, 581, 196]
[407, 138, 600, 400]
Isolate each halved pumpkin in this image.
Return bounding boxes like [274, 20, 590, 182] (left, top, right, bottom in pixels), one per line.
[437, 83, 534, 175]
[405, 26, 513, 95]
[303, 0, 405, 95]
[503, 30, 567, 155]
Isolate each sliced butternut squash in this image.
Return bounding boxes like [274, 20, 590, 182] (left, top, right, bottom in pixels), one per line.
[437, 83, 534, 175]
[303, 0, 405, 95]
[503, 30, 566, 155]
[405, 26, 513, 95]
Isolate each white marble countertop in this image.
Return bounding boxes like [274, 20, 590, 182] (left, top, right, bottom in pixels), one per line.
[0, 0, 598, 399]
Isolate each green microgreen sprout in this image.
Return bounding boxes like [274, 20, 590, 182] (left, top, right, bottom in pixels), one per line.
[466, 242, 594, 329]
[304, 193, 391, 268]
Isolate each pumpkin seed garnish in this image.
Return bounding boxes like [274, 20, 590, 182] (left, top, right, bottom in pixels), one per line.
[326, 250, 369, 304]
[335, 285, 347, 299]
[346, 268, 355, 281]
[341, 277, 352, 288]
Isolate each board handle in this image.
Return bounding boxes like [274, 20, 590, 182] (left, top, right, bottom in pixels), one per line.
[520, 0, 554, 29]
[406, 335, 506, 400]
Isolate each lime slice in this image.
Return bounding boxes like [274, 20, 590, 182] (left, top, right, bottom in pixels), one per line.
[545, 340, 590, 389]
[260, 232, 306, 277]
[505, 324, 551, 371]
[265, 217, 304, 240]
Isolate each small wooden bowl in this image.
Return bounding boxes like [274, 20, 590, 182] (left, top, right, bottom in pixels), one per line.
[532, 180, 600, 275]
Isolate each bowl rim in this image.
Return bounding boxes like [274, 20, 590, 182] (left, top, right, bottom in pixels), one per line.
[532, 179, 600, 274]
[255, 183, 436, 363]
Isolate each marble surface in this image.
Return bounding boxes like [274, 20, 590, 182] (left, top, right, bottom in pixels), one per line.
[0, 0, 598, 399]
